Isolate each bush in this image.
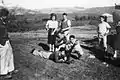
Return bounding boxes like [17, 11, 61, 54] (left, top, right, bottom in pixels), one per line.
[72, 20, 90, 26]
[89, 20, 100, 26]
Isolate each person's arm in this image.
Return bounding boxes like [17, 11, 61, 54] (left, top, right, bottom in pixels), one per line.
[51, 21, 59, 35]
[55, 39, 65, 48]
[97, 25, 100, 37]
[105, 23, 111, 35]
[97, 26, 99, 33]
[45, 21, 49, 31]
[62, 20, 71, 31]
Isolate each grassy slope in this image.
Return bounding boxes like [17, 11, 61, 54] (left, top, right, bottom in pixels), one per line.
[1, 27, 120, 80]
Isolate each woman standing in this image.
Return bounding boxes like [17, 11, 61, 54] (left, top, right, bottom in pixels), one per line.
[46, 13, 58, 51]
[113, 21, 120, 58]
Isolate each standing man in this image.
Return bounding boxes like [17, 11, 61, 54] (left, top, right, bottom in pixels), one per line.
[98, 16, 111, 51]
[60, 13, 71, 41]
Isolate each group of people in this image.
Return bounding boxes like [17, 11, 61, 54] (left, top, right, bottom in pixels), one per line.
[98, 15, 120, 59]
[46, 13, 71, 52]
[1, 7, 120, 79]
[32, 13, 84, 63]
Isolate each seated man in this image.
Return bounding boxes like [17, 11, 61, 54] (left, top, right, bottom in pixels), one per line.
[55, 32, 67, 51]
[65, 35, 84, 59]
[32, 48, 71, 64]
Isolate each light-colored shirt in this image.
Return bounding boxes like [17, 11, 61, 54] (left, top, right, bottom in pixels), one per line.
[46, 20, 58, 29]
[72, 39, 84, 55]
[66, 39, 84, 55]
[98, 22, 111, 35]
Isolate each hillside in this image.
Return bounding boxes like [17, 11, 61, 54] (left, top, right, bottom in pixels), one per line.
[4, 6, 115, 15]
[81, 6, 115, 14]
[38, 6, 115, 15]
[39, 7, 85, 13]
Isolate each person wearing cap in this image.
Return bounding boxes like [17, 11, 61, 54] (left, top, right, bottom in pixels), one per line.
[0, 8, 18, 79]
[60, 13, 71, 41]
[46, 13, 59, 52]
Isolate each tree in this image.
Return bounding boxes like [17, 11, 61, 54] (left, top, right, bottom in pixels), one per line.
[75, 15, 80, 21]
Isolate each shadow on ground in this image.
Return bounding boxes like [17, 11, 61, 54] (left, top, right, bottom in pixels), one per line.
[82, 34, 120, 67]
[38, 42, 50, 51]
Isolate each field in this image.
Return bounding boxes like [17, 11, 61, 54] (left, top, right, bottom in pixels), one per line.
[1, 25, 120, 80]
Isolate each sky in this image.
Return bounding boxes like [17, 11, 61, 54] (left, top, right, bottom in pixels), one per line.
[1, 0, 119, 9]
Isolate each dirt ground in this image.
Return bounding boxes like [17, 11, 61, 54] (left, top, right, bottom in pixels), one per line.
[1, 26, 120, 80]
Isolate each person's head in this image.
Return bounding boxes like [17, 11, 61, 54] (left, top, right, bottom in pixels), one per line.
[117, 20, 120, 26]
[100, 16, 107, 22]
[69, 35, 76, 43]
[50, 13, 57, 21]
[62, 13, 67, 20]
[0, 8, 9, 19]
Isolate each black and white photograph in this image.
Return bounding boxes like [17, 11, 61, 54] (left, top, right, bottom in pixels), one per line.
[0, 0, 120, 80]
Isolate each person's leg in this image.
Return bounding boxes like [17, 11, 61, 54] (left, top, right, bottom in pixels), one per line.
[113, 50, 117, 58]
[64, 31, 69, 41]
[65, 50, 71, 61]
[98, 37, 102, 48]
[49, 44, 52, 51]
[103, 36, 107, 51]
[99, 38, 101, 45]
[98, 34, 101, 45]
[71, 49, 81, 59]
[52, 45, 54, 52]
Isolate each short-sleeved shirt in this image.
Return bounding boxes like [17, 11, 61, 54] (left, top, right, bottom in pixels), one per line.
[46, 20, 58, 28]
[98, 22, 111, 35]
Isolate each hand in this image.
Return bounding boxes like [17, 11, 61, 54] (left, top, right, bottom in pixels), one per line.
[0, 44, 4, 48]
[46, 28, 49, 31]
[51, 32, 54, 35]
[104, 33, 108, 36]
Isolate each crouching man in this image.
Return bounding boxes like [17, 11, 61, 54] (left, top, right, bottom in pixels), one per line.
[66, 35, 84, 60]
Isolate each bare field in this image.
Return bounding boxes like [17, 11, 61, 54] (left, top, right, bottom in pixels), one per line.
[1, 26, 120, 80]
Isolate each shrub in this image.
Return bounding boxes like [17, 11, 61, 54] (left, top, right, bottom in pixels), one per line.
[89, 20, 100, 26]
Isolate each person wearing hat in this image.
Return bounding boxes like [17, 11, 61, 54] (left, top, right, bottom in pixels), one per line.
[0, 8, 18, 79]
[46, 13, 59, 52]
